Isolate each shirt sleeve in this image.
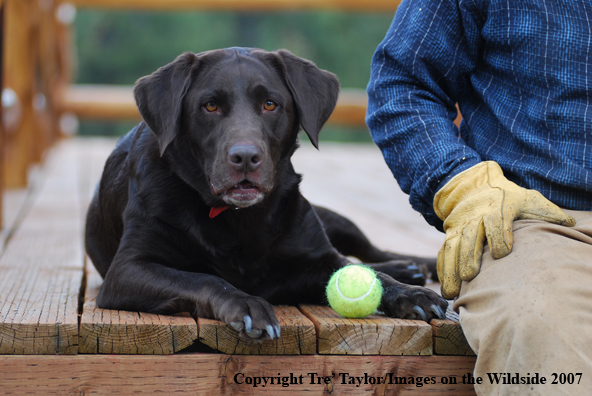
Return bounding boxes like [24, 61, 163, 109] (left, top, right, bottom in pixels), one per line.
[366, 0, 485, 230]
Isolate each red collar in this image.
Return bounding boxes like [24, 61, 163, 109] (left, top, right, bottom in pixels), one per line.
[209, 206, 230, 218]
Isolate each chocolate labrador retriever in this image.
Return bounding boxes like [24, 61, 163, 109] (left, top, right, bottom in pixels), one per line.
[85, 48, 447, 340]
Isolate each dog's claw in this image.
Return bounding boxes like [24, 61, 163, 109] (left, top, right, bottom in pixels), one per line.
[412, 273, 425, 279]
[413, 305, 427, 321]
[275, 325, 281, 338]
[407, 265, 419, 271]
[244, 315, 252, 333]
[266, 325, 275, 340]
[430, 304, 445, 319]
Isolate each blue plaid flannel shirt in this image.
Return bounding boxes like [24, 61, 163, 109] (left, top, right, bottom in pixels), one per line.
[367, 0, 592, 230]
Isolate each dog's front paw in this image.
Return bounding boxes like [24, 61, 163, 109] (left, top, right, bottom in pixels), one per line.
[368, 261, 427, 286]
[219, 294, 281, 340]
[381, 284, 448, 322]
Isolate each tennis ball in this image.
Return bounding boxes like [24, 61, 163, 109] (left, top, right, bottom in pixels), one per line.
[326, 265, 383, 318]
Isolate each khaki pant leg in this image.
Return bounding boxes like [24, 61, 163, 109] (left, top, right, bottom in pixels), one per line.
[454, 210, 592, 396]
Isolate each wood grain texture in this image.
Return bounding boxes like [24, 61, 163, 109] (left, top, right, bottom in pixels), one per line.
[430, 301, 475, 356]
[198, 305, 316, 355]
[0, 142, 83, 354]
[0, 353, 477, 395]
[79, 264, 198, 354]
[431, 319, 475, 356]
[299, 305, 432, 356]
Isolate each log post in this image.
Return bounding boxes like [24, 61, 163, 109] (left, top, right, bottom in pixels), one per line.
[0, 0, 4, 227]
[3, 0, 39, 188]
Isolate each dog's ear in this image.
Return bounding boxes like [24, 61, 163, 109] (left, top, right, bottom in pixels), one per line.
[134, 52, 199, 156]
[271, 50, 340, 149]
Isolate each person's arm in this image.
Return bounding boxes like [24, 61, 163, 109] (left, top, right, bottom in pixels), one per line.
[366, 0, 484, 230]
[367, 0, 575, 298]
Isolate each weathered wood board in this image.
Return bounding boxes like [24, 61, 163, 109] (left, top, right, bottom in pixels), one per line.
[0, 353, 477, 395]
[300, 305, 432, 355]
[72, 138, 198, 354]
[79, 264, 198, 354]
[198, 305, 316, 355]
[431, 319, 475, 356]
[430, 303, 475, 356]
[0, 143, 83, 354]
[0, 138, 474, 366]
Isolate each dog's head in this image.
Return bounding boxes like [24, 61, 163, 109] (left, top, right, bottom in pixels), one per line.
[133, 48, 339, 209]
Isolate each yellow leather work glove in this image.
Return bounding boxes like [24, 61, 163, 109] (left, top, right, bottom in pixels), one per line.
[433, 161, 576, 299]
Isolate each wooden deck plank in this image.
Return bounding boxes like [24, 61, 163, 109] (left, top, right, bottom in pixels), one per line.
[70, 138, 459, 358]
[299, 305, 432, 356]
[0, 353, 477, 395]
[430, 306, 474, 356]
[198, 305, 316, 355]
[79, 264, 198, 354]
[0, 138, 464, 359]
[0, 188, 30, 254]
[72, 137, 199, 355]
[292, 143, 444, 257]
[73, 137, 118, 210]
[73, 137, 200, 355]
[431, 319, 475, 356]
[0, 139, 477, 393]
[0, 142, 83, 354]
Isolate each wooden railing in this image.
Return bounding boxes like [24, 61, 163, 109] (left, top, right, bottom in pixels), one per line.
[2, 0, 73, 190]
[59, 85, 370, 127]
[2, 0, 403, 195]
[68, 0, 402, 11]
[56, 0, 403, 129]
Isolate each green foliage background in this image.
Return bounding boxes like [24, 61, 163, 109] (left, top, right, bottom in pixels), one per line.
[74, 10, 395, 140]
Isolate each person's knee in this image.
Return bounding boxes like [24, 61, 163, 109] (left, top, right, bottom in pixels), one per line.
[458, 278, 553, 351]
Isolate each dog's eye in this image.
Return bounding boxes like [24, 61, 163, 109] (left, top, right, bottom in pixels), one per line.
[204, 101, 218, 112]
[263, 100, 277, 111]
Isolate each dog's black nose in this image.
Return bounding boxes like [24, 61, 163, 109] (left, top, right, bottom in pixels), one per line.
[228, 144, 263, 173]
